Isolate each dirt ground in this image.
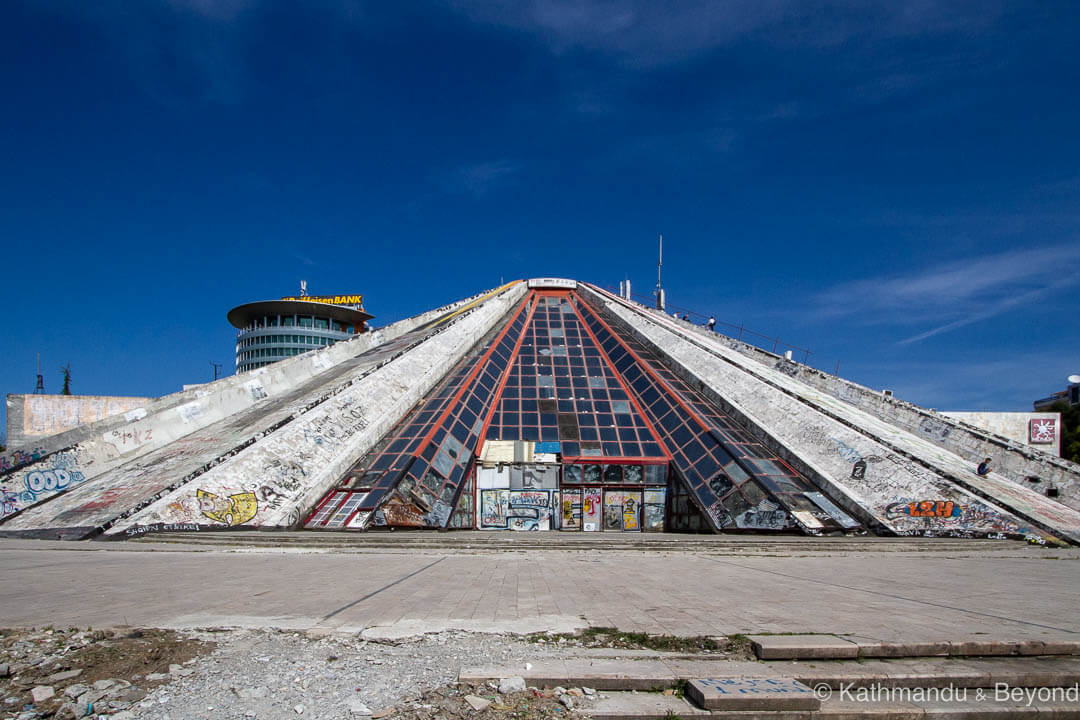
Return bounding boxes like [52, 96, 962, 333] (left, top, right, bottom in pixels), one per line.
[1, 625, 743, 719]
[1, 626, 212, 717]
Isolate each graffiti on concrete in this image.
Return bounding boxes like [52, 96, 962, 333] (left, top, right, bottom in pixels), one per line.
[582, 488, 602, 531]
[1, 451, 87, 518]
[707, 500, 733, 529]
[886, 500, 961, 519]
[480, 489, 556, 530]
[0, 446, 46, 473]
[918, 416, 952, 441]
[885, 498, 1024, 535]
[828, 436, 865, 465]
[124, 522, 202, 537]
[2, 490, 18, 516]
[107, 427, 154, 450]
[561, 489, 582, 530]
[734, 499, 789, 530]
[773, 360, 799, 378]
[603, 491, 641, 531]
[197, 488, 258, 526]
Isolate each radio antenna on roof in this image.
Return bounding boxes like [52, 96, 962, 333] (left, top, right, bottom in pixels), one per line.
[654, 234, 665, 311]
[34, 353, 45, 394]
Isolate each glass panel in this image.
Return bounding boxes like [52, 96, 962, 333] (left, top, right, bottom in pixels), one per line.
[603, 464, 623, 483]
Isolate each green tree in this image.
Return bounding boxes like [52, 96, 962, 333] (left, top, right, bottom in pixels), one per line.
[1047, 400, 1080, 464]
[60, 363, 72, 396]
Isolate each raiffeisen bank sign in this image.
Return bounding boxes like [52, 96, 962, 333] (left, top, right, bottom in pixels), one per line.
[280, 294, 364, 308]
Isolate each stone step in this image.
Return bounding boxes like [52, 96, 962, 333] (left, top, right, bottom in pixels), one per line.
[129, 530, 1025, 554]
[460, 656, 1080, 692]
[748, 634, 1080, 660]
[580, 689, 1080, 719]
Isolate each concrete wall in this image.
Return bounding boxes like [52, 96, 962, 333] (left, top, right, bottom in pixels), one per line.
[582, 284, 1080, 544]
[599, 293, 1080, 513]
[942, 412, 1062, 457]
[0, 288, 500, 523]
[6, 395, 152, 450]
[108, 282, 527, 537]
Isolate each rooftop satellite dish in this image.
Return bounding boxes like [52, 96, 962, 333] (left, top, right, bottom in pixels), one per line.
[1068, 374, 1080, 384]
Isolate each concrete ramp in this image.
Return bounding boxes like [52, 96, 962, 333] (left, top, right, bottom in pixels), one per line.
[0, 292, 489, 523]
[0, 284, 524, 538]
[585, 285, 1080, 544]
[683, 313, 1080, 512]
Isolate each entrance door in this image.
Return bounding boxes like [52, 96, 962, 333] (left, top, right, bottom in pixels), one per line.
[621, 491, 641, 531]
[582, 487, 602, 531]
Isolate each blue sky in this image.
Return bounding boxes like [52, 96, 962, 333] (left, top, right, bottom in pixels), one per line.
[3, 1, 1079, 443]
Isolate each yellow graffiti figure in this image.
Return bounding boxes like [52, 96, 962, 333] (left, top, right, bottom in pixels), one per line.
[197, 489, 258, 526]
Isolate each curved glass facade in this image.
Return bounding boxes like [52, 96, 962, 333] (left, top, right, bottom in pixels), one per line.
[233, 311, 356, 373]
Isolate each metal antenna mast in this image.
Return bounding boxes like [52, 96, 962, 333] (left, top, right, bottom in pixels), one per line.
[34, 353, 45, 394]
[654, 234, 665, 311]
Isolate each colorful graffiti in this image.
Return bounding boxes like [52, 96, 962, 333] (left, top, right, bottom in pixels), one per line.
[196, 489, 258, 526]
[604, 491, 641, 531]
[1, 451, 87, 518]
[582, 488, 602, 531]
[885, 499, 1024, 535]
[2, 490, 19, 516]
[480, 489, 556, 530]
[887, 500, 961, 519]
[0, 447, 46, 473]
[562, 489, 582, 530]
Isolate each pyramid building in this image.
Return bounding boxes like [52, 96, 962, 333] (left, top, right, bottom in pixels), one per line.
[3, 279, 1079, 543]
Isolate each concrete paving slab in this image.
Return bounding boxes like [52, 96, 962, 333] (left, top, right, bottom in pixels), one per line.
[1015, 639, 1080, 655]
[749, 635, 860, 659]
[914, 696, 1039, 718]
[849, 635, 951, 658]
[580, 691, 1080, 720]
[948, 639, 1023, 657]
[578, 692, 711, 720]
[462, 656, 1080, 699]
[815, 698, 924, 719]
[460, 660, 678, 691]
[1, 537, 1078, 649]
[685, 678, 820, 711]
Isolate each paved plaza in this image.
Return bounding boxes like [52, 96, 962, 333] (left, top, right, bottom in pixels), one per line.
[2, 535, 1077, 643]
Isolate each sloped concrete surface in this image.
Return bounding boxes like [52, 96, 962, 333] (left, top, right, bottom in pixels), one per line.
[106, 283, 525, 536]
[585, 285, 1080, 543]
[694, 325, 1080, 513]
[0, 291, 486, 520]
[1, 283, 523, 536]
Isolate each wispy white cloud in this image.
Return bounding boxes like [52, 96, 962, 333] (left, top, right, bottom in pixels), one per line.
[448, 0, 1004, 68]
[436, 159, 521, 198]
[811, 244, 1080, 344]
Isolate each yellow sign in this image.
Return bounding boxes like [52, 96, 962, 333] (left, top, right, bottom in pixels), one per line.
[281, 294, 364, 306]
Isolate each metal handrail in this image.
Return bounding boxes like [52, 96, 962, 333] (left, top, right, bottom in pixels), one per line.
[610, 286, 813, 364]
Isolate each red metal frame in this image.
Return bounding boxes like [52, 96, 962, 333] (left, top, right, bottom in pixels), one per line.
[570, 293, 673, 461]
[303, 489, 349, 527]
